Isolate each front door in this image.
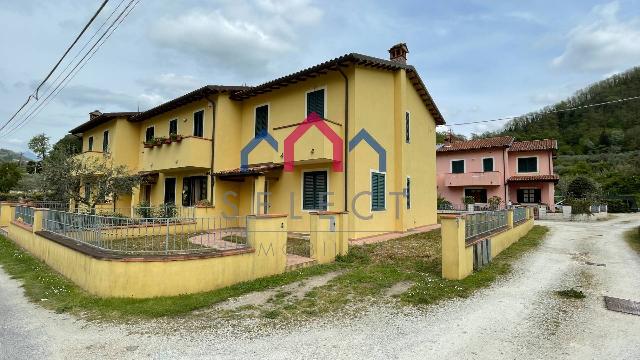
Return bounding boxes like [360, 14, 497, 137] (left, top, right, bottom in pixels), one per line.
[164, 178, 176, 204]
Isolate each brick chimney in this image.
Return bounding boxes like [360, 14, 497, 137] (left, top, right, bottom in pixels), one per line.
[388, 43, 409, 64]
[89, 110, 102, 120]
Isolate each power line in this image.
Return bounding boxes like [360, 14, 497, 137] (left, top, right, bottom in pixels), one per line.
[441, 95, 640, 127]
[0, 1, 109, 132]
[2, 0, 140, 137]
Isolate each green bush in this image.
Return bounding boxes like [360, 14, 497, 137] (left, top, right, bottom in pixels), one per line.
[462, 196, 475, 205]
[134, 201, 153, 218]
[568, 198, 592, 215]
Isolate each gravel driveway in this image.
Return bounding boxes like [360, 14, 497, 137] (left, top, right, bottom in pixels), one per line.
[1, 214, 639, 359]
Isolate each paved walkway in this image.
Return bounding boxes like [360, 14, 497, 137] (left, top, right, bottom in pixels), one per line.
[0, 214, 639, 359]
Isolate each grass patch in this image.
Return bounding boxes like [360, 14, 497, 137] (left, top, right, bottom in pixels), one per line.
[0, 225, 549, 321]
[286, 237, 311, 257]
[0, 234, 345, 319]
[555, 288, 586, 299]
[624, 227, 640, 254]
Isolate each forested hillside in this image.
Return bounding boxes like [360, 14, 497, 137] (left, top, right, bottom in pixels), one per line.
[476, 66, 640, 155]
[473, 66, 640, 205]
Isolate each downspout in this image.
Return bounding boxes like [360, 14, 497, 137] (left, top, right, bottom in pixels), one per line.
[205, 94, 217, 204]
[503, 148, 507, 204]
[338, 68, 349, 212]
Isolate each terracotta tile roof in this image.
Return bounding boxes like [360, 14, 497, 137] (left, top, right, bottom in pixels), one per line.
[436, 136, 514, 152]
[69, 112, 139, 134]
[213, 163, 283, 177]
[230, 53, 445, 125]
[509, 139, 558, 152]
[508, 174, 560, 182]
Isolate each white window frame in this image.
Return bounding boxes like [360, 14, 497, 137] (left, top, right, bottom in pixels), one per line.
[482, 156, 495, 172]
[405, 111, 411, 144]
[253, 102, 271, 136]
[516, 156, 539, 174]
[300, 168, 330, 212]
[192, 108, 206, 138]
[304, 86, 327, 119]
[145, 125, 155, 142]
[370, 169, 387, 212]
[450, 159, 465, 174]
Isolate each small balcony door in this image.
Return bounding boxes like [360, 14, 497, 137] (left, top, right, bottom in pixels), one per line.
[164, 178, 176, 205]
[465, 188, 487, 203]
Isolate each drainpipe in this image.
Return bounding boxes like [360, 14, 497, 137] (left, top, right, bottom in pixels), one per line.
[205, 94, 217, 203]
[503, 148, 507, 204]
[338, 68, 349, 212]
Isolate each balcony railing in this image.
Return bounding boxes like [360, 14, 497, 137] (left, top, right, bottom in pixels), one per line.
[140, 136, 212, 172]
[444, 171, 502, 187]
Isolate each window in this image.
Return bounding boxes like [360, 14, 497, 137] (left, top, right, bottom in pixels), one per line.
[255, 105, 269, 136]
[169, 119, 178, 136]
[141, 184, 151, 204]
[102, 130, 109, 153]
[406, 177, 411, 209]
[87, 136, 94, 151]
[465, 189, 487, 203]
[193, 110, 204, 137]
[306, 89, 325, 118]
[371, 172, 386, 211]
[145, 127, 155, 142]
[451, 160, 465, 174]
[182, 176, 208, 206]
[405, 111, 410, 143]
[517, 189, 541, 203]
[483, 158, 494, 172]
[517, 157, 537, 173]
[164, 178, 176, 204]
[302, 171, 327, 210]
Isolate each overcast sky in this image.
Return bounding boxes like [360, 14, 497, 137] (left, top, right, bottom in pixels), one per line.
[1, 0, 640, 153]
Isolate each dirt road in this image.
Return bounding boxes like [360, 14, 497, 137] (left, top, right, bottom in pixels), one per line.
[1, 214, 639, 359]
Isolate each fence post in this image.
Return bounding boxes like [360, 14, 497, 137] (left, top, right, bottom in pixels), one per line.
[165, 217, 170, 254]
[309, 211, 347, 264]
[0, 202, 15, 227]
[440, 215, 472, 280]
[247, 214, 288, 276]
[507, 209, 514, 229]
[32, 208, 45, 233]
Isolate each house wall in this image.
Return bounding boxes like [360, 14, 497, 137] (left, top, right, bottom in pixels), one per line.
[436, 148, 508, 204]
[507, 150, 554, 177]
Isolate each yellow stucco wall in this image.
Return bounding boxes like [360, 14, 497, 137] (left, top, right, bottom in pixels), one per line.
[0, 202, 13, 227]
[7, 212, 289, 298]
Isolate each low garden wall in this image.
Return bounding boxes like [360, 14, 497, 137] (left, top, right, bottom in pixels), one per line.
[440, 207, 534, 280]
[7, 209, 290, 298]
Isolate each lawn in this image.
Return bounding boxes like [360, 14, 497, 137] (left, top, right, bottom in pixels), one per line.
[624, 227, 640, 254]
[0, 225, 548, 320]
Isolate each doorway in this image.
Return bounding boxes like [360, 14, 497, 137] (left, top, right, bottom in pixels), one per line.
[164, 178, 176, 204]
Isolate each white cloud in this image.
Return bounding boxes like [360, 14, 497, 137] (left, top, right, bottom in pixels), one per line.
[58, 85, 134, 110]
[138, 73, 200, 97]
[552, 1, 640, 72]
[147, 0, 322, 76]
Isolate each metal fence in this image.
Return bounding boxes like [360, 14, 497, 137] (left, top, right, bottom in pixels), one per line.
[465, 210, 508, 241]
[70, 204, 197, 219]
[590, 204, 608, 213]
[438, 203, 468, 211]
[513, 207, 527, 223]
[14, 205, 34, 225]
[42, 209, 247, 255]
[28, 201, 69, 211]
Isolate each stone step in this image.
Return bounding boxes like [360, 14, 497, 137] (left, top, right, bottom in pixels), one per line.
[285, 254, 316, 271]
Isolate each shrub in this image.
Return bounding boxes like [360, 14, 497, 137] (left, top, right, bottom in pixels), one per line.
[568, 198, 592, 215]
[567, 176, 599, 200]
[462, 196, 475, 205]
[437, 194, 452, 209]
[134, 201, 153, 218]
[606, 198, 631, 213]
[488, 196, 502, 210]
[195, 199, 212, 207]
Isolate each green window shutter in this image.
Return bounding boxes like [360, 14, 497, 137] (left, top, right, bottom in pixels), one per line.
[255, 105, 269, 136]
[371, 172, 385, 211]
[102, 131, 109, 152]
[405, 112, 410, 143]
[452, 160, 465, 173]
[303, 171, 327, 210]
[483, 158, 493, 172]
[518, 157, 537, 172]
[145, 127, 154, 142]
[169, 120, 178, 135]
[406, 177, 411, 209]
[306, 89, 325, 118]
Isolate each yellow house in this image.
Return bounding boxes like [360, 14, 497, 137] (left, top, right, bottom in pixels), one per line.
[69, 44, 445, 240]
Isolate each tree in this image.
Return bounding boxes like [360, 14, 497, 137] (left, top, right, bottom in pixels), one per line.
[41, 146, 140, 208]
[566, 176, 599, 200]
[0, 162, 23, 192]
[28, 133, 50, 173]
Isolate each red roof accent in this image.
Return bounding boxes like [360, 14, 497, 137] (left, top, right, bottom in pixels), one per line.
[508, 175, 559, 183]
[437, 136, 514, 152]
[509, 139, 558, 152]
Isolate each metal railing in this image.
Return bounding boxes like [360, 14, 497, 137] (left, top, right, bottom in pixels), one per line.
[14, 205, 35, 225]
[465, 210, 508, 241]
[513, 207, 527, 223]
[590, 204, 608, 213]
[27, 201, 70, 211]
[438, 203, 468, 211]
[70, 204, 197, 219]
[42, 209, 247, 255]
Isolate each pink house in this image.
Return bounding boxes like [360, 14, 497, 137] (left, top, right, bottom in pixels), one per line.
[436, 136, 558, 209]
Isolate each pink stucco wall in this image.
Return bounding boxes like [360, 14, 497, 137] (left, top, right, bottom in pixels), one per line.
[436, 147, 556, 207]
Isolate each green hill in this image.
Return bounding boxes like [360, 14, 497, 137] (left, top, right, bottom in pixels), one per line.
[0, 149, 26, 163]
[475, 66, 640, 205]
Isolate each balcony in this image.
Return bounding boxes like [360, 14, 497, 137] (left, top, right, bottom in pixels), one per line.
[73, 151, 112, 168]
[140, 136, 212, 172]
[263, 119, 342, 166]
[444, 171, 502, 187]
